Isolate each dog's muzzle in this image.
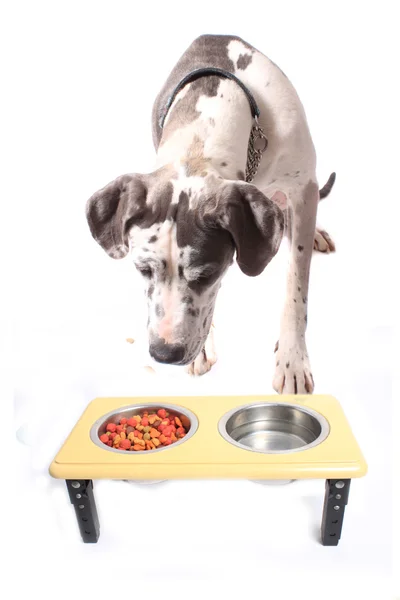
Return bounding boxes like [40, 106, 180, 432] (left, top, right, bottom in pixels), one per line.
[149, 337, 186, 365]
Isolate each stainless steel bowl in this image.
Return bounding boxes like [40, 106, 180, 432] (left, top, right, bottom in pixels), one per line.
[90, 403, 198, 457]
[219, 403, 330, 485]
[218, 403, 330, 455]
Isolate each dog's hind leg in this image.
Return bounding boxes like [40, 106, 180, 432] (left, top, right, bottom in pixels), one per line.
[314, 228, 335, 253]
[314, 173, 336, 253]
[186, 324, 217, 376]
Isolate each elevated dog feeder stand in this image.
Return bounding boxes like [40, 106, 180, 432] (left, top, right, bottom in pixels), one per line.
[50, 395, 367, 546]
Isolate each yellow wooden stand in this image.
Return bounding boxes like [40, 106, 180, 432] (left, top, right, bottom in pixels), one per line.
[50, 394, 367, 545]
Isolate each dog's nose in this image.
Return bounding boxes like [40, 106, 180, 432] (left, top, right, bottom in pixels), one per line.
[149, 339, 186, 365]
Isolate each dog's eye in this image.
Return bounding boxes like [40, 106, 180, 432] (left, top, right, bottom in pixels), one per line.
[194, 272, 217, 287]
[196, 273, 212, 284]
[137, 266, 153, 278]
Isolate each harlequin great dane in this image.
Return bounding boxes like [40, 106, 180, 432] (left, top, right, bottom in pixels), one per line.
[86, 34, 336, 393]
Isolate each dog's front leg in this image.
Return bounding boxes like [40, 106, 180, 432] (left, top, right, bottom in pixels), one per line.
[186, 324, 217, 376]
[273, 180, 319, 394]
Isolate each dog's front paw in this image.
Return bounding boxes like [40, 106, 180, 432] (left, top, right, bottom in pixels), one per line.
[186, 326, 217, 376]
[273, 340, 314, 394]
[186, 348, 214, 376]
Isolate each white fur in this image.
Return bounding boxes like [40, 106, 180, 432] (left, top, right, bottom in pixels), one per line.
[172, 175, 205, 209]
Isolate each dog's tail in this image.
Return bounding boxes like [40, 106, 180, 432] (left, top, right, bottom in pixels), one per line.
[319, 172, 336, 200]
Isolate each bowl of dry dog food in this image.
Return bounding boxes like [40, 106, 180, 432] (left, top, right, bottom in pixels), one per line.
[90, 403, 198, 484]
[90, 403, 198, 455]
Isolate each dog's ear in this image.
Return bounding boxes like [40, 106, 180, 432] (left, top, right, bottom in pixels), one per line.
[86, 174, 147, 258]
[215, 182, 284, 276]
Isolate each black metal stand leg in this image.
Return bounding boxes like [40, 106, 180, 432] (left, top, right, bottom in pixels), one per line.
[321, 479, 351, 546]
[66, 479, 100, 543]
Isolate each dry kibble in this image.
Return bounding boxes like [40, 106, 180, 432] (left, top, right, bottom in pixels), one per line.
[119, 439, 131, 450]
[126, 338, 135, 344]
[99, 409, 189, 452]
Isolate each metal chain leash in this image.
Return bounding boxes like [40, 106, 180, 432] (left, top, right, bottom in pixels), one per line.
[245, 117, 268, 183]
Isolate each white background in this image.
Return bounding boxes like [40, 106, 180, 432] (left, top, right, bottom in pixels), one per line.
[2, 0, 398, 598]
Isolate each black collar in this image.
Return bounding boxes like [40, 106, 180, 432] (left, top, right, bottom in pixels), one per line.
[159, 67, 261, 129]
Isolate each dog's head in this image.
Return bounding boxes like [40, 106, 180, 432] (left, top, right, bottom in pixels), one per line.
[86, 170, 283, 365]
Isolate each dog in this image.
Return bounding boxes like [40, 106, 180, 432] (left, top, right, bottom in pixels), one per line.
[86, 34, 336, 393]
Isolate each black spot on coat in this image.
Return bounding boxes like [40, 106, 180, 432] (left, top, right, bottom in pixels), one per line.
[237, 54, 252, 69]
[155, 304, 164, 318]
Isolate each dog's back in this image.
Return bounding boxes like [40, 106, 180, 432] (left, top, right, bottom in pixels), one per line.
[152, 34, 315, 187]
